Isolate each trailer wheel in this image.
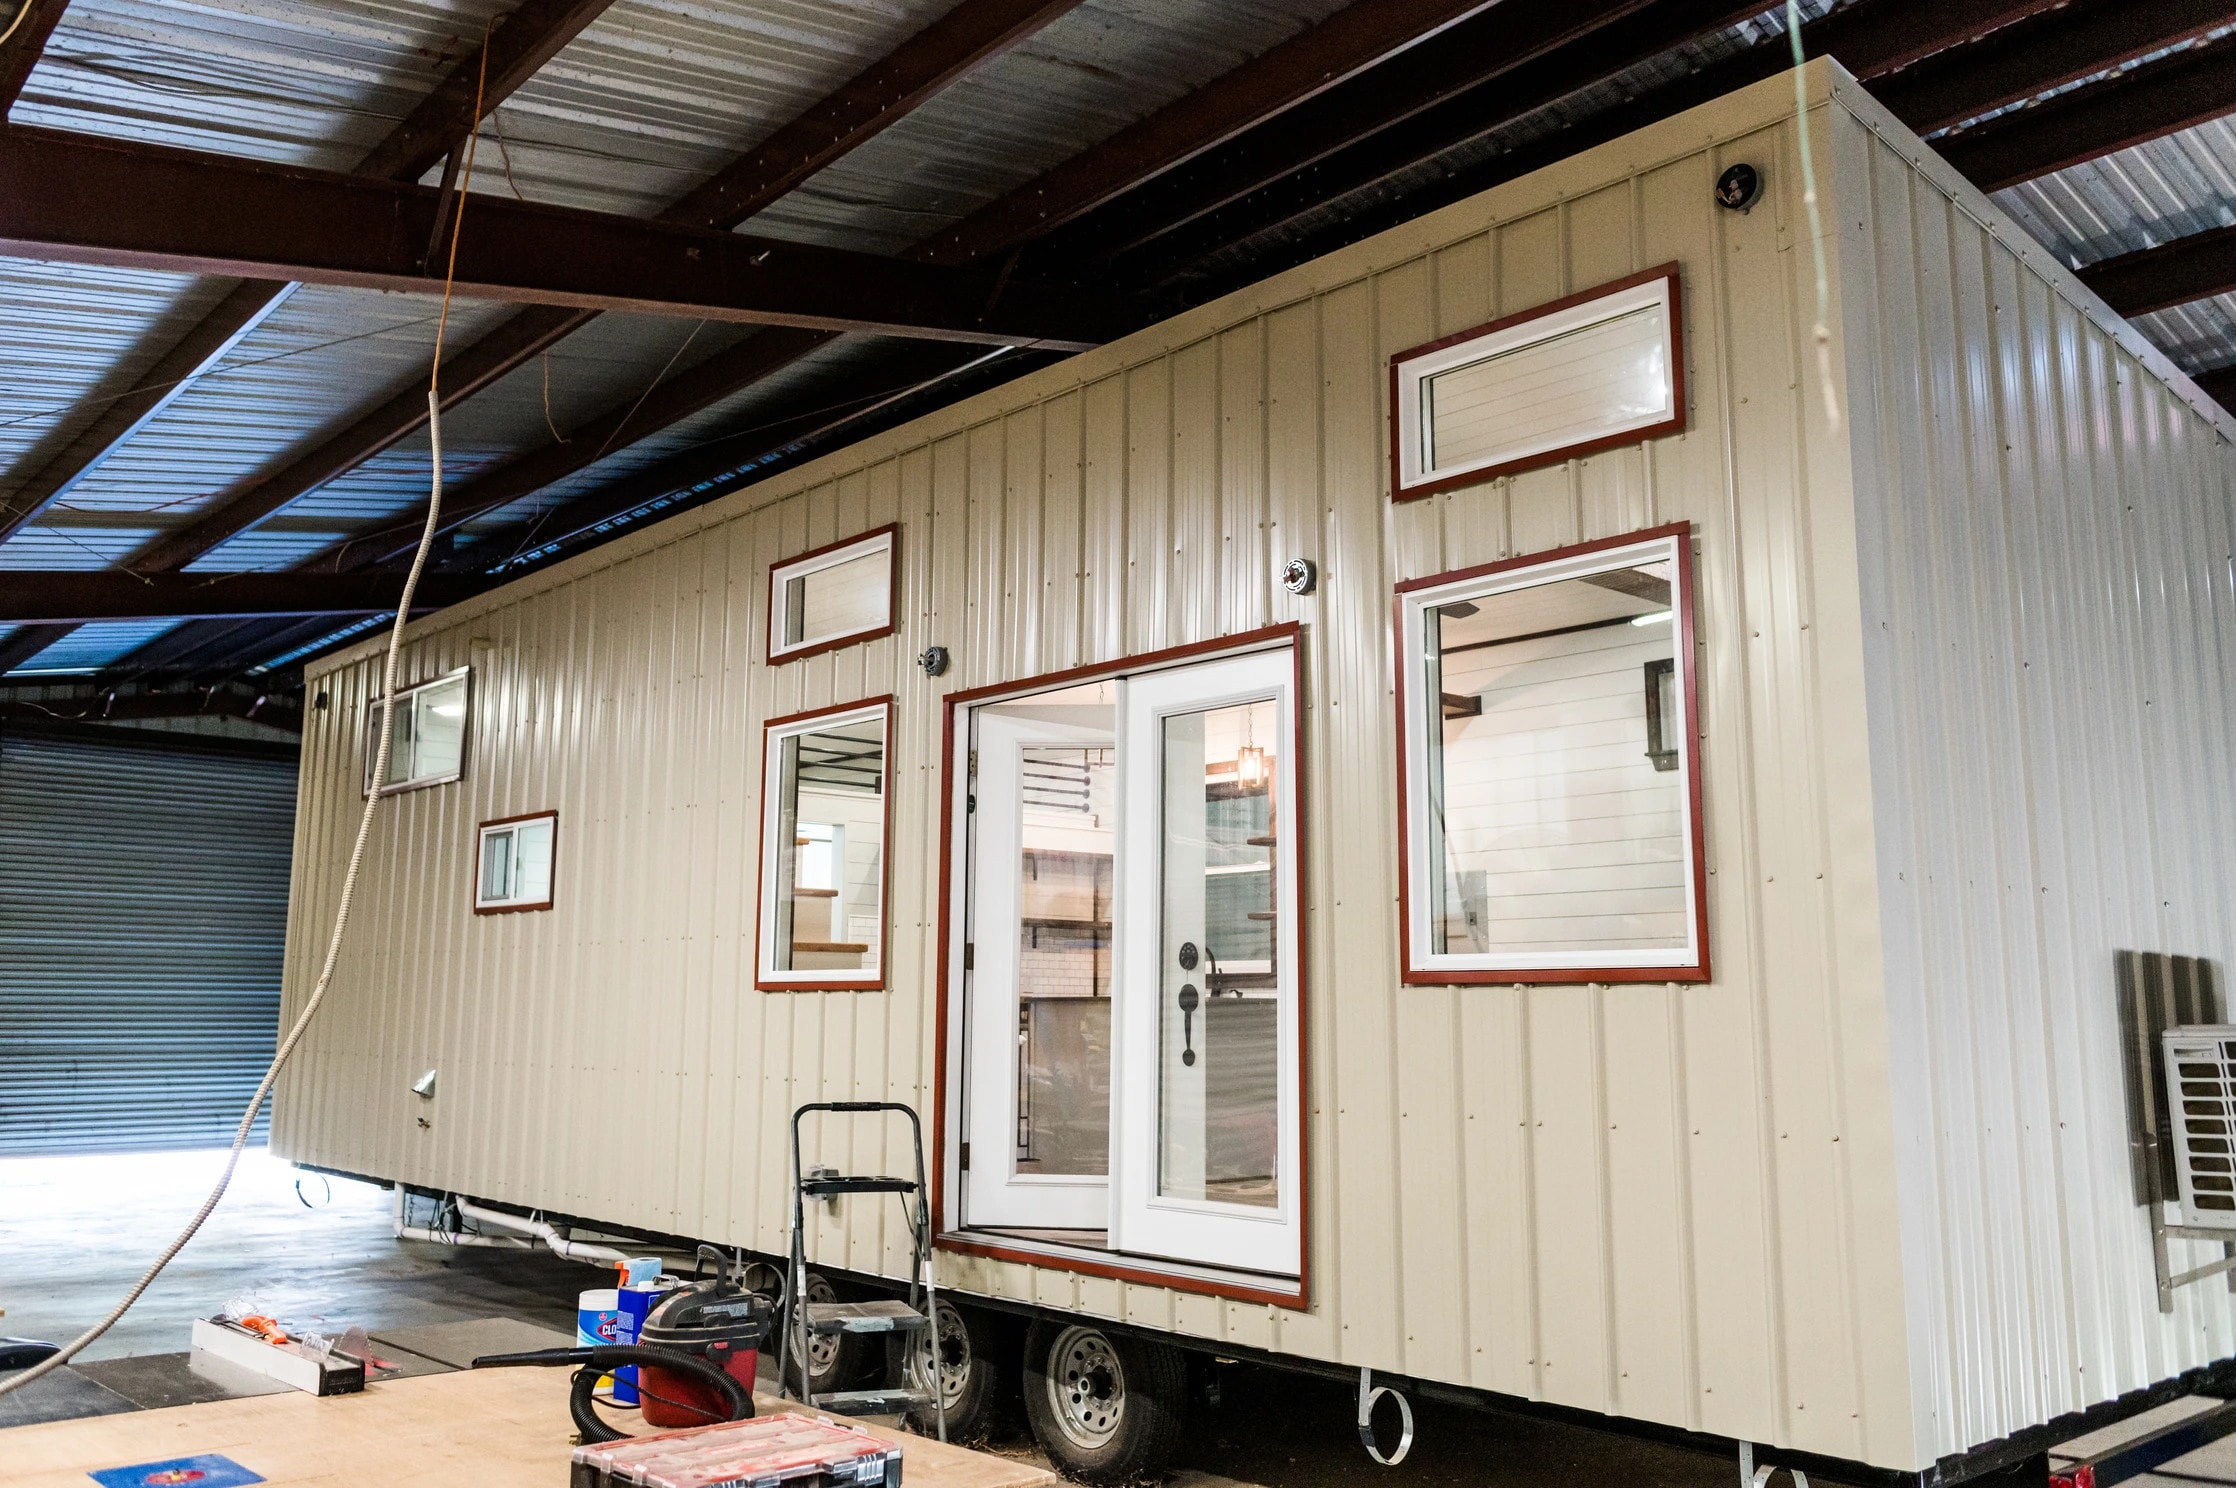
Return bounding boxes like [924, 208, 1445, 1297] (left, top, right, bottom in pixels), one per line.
[888, 1298, 1013, 1439]
[1022, 1321, 1185, 1484]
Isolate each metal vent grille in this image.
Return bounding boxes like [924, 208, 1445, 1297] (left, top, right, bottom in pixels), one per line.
[2164, 1026, 2236, 1229]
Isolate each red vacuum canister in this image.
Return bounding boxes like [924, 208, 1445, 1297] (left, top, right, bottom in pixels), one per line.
[637, 1253, 773, 1429]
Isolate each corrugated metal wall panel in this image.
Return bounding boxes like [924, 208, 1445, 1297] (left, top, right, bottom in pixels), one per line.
[1837, 80, 2236, 1461]
[0, 729, 298, 1155]
[268, 64, 2236, 1472]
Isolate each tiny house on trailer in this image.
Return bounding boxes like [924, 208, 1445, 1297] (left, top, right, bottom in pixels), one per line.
[273, 61, 2236, 1486]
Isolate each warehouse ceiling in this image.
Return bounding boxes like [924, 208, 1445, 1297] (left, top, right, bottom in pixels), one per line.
[1, 0, 2232, 709]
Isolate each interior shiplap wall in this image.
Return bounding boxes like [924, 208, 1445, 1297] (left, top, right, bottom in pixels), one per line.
[274, 67, 1928, 1467]
[1833, 81, 2236, 1460]
[1437, 625, 1686, 952]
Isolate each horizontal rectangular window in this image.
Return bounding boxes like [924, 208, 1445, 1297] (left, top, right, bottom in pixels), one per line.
[476, 812, 556, 913]
[758, 698, 891, 991]
[767, 526, 897, 663]
[1396, 526, 1708, 983]
[363, 668, 469, 796]
[1390, 265, 1683, 500]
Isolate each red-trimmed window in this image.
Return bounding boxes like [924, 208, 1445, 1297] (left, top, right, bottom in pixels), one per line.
[766, 525, 898, 664]
[757, 698, 892, 991]
[1395, 525, 1709, 983]
[1389, 265, 1684, 501]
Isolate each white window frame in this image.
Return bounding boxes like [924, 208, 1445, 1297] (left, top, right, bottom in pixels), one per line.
[475, 811, 557, 914]
[1390, 264, 1683, 500]
[1395, 527, 1708, 983]
[362, 667, 471, 797]
[756, 698, 893, 992]
[766, 526, 898, 663]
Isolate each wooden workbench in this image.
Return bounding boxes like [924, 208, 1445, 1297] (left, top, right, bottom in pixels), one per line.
[0, 1369, 1056, 1488]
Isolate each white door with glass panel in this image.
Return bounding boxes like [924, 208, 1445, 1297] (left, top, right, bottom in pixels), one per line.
[958, 649, 1301, 1280]
[964, 699, 1117, 1229]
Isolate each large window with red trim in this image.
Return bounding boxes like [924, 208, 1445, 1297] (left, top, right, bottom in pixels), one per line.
[757, 698, 892, 991]
[1396, 526, 1708, 983]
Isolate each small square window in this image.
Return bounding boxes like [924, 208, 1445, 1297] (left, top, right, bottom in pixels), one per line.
[767, 526, 897, 663]
[758, 699, 891, 990]
[476, 812, 556, 913]
[363, 668, 469, 796]
[1396, 525, 1707, 983]
[1390, 266, 1683, 500]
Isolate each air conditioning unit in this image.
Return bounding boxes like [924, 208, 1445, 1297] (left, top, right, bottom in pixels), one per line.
[2163, 1026, 2236, 1229]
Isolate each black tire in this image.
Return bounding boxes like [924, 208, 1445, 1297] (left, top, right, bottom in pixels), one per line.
[1021, 1320, 1186, 1484]
[887, 1299, 1015, 1440]
[784, 1271, 868, 1397]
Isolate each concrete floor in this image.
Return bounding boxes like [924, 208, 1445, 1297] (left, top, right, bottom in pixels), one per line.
[12, 1149, 2228, 1488]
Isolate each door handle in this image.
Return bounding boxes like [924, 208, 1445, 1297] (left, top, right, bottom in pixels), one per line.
[1177, 984, 1199, 1067]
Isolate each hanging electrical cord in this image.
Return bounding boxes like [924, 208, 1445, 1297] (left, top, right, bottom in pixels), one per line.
[0, 26, 495, 1402]
[1788, 0, 1841, 433]
[0, 0, 39, 49]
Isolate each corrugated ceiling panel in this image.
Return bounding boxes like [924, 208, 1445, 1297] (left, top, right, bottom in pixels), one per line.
[1995, 120, 2236, 266]
[746, 0, 1354, 255]
[2133, 292, 2236, 374]
[182, 313, 760, 571]
[455, 331, 901, 541]
[31, 284, 510, 536]
[8, 620, 188, 674]
[450, 0, 968, 217]
[0, 260, 219, 513]
[12, 0, 512, 173]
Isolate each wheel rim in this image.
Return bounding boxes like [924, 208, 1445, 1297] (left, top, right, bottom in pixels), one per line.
[908, 1300, 971, 1409]
[804, 1275, 841, 1377]
[1045, 1326, 1125, 1450]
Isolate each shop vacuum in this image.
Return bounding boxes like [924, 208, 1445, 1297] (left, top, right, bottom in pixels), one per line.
[474, 1246, 773, 1442]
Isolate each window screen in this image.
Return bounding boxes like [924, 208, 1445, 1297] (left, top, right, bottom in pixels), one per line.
[364, 669, 469, 795]
[1397, 527, 1706, 981]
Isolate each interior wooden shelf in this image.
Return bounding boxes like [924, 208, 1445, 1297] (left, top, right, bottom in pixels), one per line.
[793, 939, 868, 953]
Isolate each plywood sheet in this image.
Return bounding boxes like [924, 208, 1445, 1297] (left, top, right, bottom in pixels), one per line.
[0, 1370, 1056, 1488]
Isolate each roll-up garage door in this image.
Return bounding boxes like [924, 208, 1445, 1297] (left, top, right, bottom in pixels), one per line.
[0, 725, 298, 1155]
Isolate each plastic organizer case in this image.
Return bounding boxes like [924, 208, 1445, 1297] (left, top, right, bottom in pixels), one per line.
[569, 1413, 903, 1488]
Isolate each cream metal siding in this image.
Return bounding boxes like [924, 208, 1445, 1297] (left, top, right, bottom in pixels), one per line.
[269, 61, 2236, 1472]
[1833, 83, 2236, 1461]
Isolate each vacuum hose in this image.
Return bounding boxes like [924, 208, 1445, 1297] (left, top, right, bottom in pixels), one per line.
[474, 1344, 752, 1443]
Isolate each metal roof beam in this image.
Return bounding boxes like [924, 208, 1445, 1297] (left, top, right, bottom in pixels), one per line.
[0, 128, 1115, 348]
[1101, 0, 2073, 278]
[664, 0, 1090, 232]
[1872, 0, 2236, 137]
[0, 571, 477, 624]
[0, 0, 623, 569]
[2078, 226, 2236, 318]
[355, 0, 621, 184]
[58, 0, 1096, 604]
[2196, 366, 2236, 413]
[912, 0, 1528, 266]
[1938, 34, 2236, 191]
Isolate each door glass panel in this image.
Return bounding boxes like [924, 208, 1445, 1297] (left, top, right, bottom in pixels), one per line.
[1016, 745, 1115, 1179]
[1157, 699, 1280, 1209]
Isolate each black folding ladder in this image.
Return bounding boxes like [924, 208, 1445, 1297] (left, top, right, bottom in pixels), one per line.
[776, 1100, 948, 1442]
